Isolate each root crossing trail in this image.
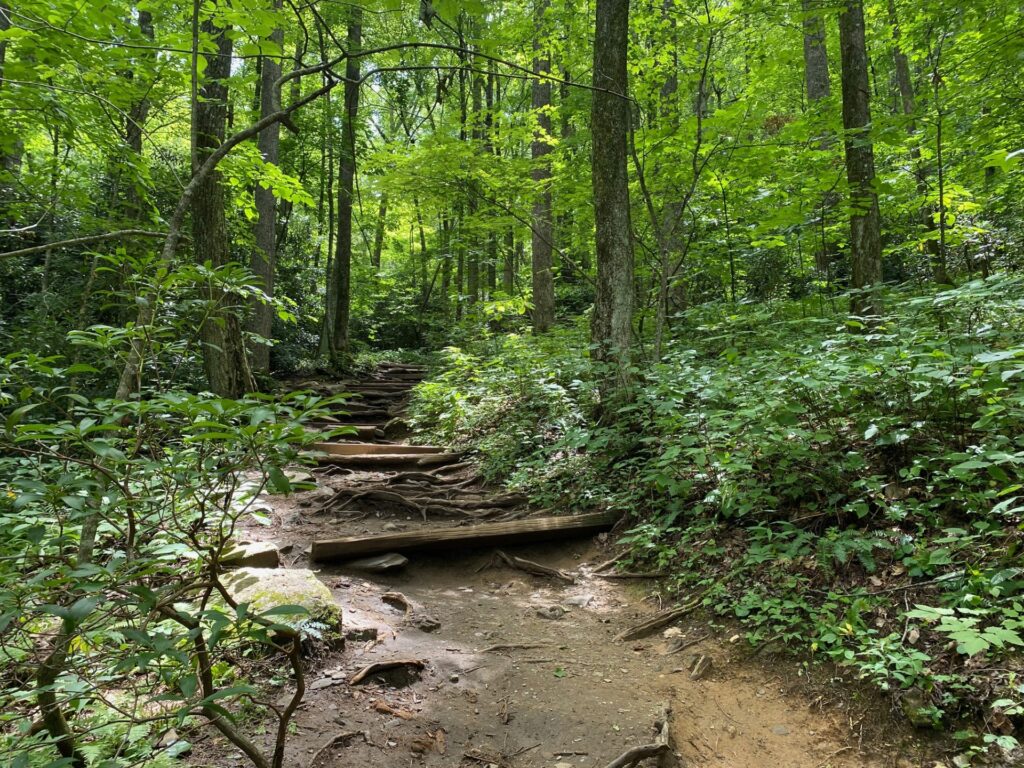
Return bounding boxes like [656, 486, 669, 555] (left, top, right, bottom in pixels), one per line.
[229, 365, 918, 768]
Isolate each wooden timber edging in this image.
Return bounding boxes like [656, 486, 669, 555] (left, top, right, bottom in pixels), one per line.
[310, 510, 621, 562]
[311, 442, 447, 456]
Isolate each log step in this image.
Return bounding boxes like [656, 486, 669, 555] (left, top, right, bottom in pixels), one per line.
[307, 424, 387, 441]
[312, 442, 448, 456]
[310, 511, 620, 561]
[313, 452, 463, 468]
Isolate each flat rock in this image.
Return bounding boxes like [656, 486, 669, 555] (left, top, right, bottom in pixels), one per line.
[223, 567, 342, 632]
[222, 541, 280, 569]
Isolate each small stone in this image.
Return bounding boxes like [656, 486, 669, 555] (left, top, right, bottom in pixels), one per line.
[536, 605, 565, 620]
[662, 627, 683, 639]
[770, 725, 790, 736]
[449, 674, 459, 683]
[382, 522, 401, 532]
[310, 678, 336, 690]
[344, 625, 379, 642]
[564, 594, 594, 608]
[346, 553, 409, 573]
[408, 612, 442, 632]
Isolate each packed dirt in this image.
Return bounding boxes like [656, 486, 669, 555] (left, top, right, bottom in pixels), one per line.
[201, 366, 938, 768]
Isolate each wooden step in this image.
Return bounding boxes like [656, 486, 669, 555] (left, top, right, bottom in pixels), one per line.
[313, 452, 463, 468]
[310, 511, 620, 561]
[307, 424, 386, 441]
[312, 442, 447, 456]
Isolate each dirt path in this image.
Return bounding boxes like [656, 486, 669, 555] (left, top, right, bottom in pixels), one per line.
[230, 365, 927, 768]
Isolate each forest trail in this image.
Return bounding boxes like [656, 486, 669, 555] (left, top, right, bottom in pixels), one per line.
[226, 366, 909, 768]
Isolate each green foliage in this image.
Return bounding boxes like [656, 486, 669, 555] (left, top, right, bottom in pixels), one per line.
[0, 346, 342, 766]
[415, 277, 1024, 755]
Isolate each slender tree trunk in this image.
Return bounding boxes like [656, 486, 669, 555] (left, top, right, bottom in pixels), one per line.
[329, 9, 361, 364]
[439, 213, 451, 315]
[531, 0, 555, 332]
[195, 14, 256, 396]
[887, 0, 949, 285]
[591, 0, 634, 395]
[248, 0, 284, 373]
[371, 191, 387, 269]
[802, 0, 834, 278]
[503, 230, 515, 294]
[838, 0, 883, 316]
[467, 48, 482, 307]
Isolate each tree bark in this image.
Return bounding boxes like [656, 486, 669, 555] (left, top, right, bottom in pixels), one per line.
[248, 0, 284, 373]
[531, 0, 555, 332]
[838, 0, 883, 316]
[329, 9, 361, 364]
[802, 0, 831, 102]
[194, 14, 256, 397]
[591, 0, 634, 395]
[371, 191, 387, 269]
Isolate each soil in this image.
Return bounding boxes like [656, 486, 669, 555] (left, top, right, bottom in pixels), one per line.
[196, 368, 941, 768]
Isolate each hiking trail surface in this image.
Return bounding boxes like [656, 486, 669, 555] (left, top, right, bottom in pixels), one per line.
[207, 364, 934, 768]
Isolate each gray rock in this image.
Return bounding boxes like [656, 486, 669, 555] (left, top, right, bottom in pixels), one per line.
[344, 625, 379, 642]
[223, 567, 342, 633]
[222, 541, 280, 569]
[536, 606, 566, 620]
[770, 725, 790, 736]
[408, 612, 442, 632]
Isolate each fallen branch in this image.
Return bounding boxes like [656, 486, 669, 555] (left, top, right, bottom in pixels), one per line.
[308, 730, 364, 768]
[614, 597, 702, 642]
[603, 744, 669, 768]
[495, 550, 574, 583]
[603, 702, 676, 768]
[0, 229, 170, 260]
[348, 659, 425, 685]
[480, 643, 550, 653]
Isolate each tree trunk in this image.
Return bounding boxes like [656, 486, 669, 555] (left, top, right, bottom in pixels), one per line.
[802, 0, 831, 102]
[371, 191, 387, 269]
[503, 230, 516, 294]
[531, 0, 555, 332]
[195, 15, 256, 397]
[248, 0, 283, 373]
[888, 0, 949, 285]
[838, 0, 883, 316]
[329, 9, 361, 364]
[591, 0, 634, 394]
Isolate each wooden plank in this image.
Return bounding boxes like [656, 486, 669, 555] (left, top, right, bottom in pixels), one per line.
[310, 511, 620, 561]
[313, 452, 463, 468]
[312, 442, 447, 456]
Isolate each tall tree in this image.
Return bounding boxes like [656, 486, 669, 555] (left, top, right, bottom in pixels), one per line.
[531, 0, 555, 332]
[887, 0, 949, 285]
[248, 0, 284, 373]
[194, 12, 256, 396]
[838, 0, 883, 316]
[327, 8, 361, 363]
[801, 0, 833, 277]
[591, 0, 634, 394]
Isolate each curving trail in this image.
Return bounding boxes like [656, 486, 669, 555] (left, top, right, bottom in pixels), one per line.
[223, 364, 916, 768]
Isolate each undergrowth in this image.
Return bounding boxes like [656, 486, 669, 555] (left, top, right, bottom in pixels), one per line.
[409, 276, 1024, 763]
